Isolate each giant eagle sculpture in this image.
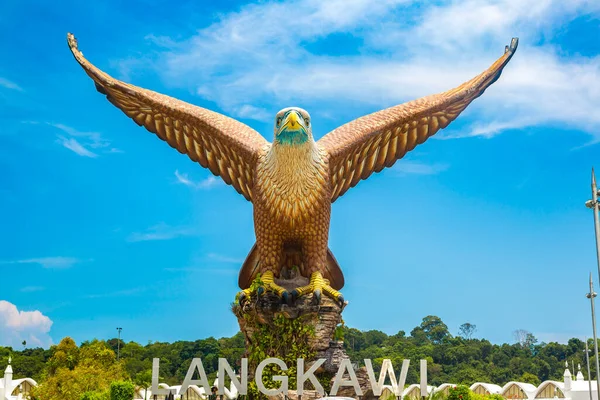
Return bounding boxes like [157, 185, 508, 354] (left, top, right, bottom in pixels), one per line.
[67, 33, 518, 305]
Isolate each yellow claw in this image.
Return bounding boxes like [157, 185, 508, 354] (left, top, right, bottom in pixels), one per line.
[238, 271, 289, 304]
[292, 272, 344, 305]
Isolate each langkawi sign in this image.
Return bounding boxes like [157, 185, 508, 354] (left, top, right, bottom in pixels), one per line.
[152, 357, 429, 397]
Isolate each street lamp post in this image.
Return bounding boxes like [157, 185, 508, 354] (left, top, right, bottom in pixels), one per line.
[117, 327, 122, 361]
[585, 168, 600, 286]
[586, 274, 600, 396]
[586, 338, 593, 400]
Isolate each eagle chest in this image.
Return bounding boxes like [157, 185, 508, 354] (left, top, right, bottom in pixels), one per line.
[255, 150, 330, 225]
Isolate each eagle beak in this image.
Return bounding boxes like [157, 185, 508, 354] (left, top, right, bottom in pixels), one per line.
[287, 112, 300, 128]
[278, 111, 306, 135]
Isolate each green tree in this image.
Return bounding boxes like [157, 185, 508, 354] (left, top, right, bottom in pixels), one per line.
[520, 372, 541, 385]
[47, 337, 79, 374]
[134, 370, 152, 400]
[110, 381, 135, 400]
[458, 323, 477, 339]
[412, 316, 451, 344]
[32, 339, 128, 400]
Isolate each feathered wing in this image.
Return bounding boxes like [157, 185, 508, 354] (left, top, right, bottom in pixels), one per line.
[319, 38, 519, 202]
[67, 33, 269, 202]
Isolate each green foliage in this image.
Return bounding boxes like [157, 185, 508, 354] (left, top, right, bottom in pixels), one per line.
[244, 313, 318, 399]
[448, 385, 472, 400]
[334, 320, 345, 341]
[428, 389, 449, 400]
[520, 372, 541, 385]
[133, 370, 152, 389]
[110, 381, 135, 400]
[3, 314, 593, 395]
[459, 323, 477, 339]
[411, 315, 451, 344]
[30, 338, 128, 400]
[80, 391, 110, 400]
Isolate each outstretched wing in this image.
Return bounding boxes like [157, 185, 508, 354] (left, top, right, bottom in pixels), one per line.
[319, 38, 518, 202]
[67, 33, 269, 202]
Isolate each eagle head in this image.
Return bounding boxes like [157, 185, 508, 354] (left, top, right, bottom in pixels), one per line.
[274, 107, 312, 145]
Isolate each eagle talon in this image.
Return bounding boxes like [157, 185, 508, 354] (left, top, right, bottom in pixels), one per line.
[239, 271, 288, 304]
[292, 272, 344, 305]
[281, 291, 291, 306]
[313, 289, 322, 304]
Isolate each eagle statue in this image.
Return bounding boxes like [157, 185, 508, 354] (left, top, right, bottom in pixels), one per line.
[67, 33, 518, 306]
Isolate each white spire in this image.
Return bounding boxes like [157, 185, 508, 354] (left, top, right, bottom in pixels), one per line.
[564, 361, 572, 391]
[577, 363, 584, 381]
[5, 356, 12, 375]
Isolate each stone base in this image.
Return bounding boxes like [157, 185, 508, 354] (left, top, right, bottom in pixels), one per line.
[232, 273, 385, 398]
[233, 272, 347, 360]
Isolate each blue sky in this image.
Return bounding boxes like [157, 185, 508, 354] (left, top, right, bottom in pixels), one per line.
[0, 0, 599, 349]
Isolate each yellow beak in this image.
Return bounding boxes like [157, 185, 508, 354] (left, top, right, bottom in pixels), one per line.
[278, 111, 306, 134]
[283, 112, 300, 130]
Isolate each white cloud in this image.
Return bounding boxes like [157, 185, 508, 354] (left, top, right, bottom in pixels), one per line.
[0, 77, 23, 91]
[233, 104, 271, 121]
[0, 256, 81, 269]
[175, 170, 221, 189]
[127, 222, 197, 242]
[140, 0, 600, 141]
[56, 135, 98, 158]
[0, 300, 53, 348]
[49, 123, 120, 156]
[393, 161, 449, 175]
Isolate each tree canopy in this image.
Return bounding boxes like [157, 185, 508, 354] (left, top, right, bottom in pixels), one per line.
[0, 315, 594, 399]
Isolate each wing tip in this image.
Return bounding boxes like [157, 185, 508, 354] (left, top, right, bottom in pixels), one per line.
[505, 37, 519, 55]
[67, 32, 78, 52]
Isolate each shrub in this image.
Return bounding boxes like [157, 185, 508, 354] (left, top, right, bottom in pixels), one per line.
[448, 385, 472, 400]
[80, 391, 109, 400]
[110, 381, 135, 400]
[520, 372, 541, 386]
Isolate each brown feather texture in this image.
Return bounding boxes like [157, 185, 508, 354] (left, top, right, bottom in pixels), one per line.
[319, 38, 519, 202]
[255, 142, 330, 226]
[67, 33, 268, 202]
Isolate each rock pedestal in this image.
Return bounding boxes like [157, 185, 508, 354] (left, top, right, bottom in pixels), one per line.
[232, 280, 346, 364]
[233, 271, 346, 359]
[232, 273, 375, 399]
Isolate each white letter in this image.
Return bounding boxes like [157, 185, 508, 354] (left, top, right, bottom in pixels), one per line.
[255, 358, 288, 396]
[420, 359, 428, 397]
[365, 359, 398, 396]
[395, 359, 411, 396]
[218, 358, 248, 395]
[330, 359, 362, 396]
[151, 359, 169, 396]
[180, 358, 211, 395]
[297, 358, 325, 396]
